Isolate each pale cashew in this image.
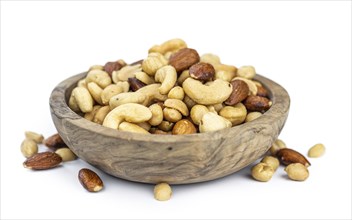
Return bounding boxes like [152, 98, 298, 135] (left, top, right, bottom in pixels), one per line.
[158, 121, 174, 132]
[207, 106, 218, 114]
[219, 103, 247, 126]
[213, 63, 237, 75]
[135, 71, 155, 85]
[109, 92, 147, 110]
[177, 70, 190, 85]
[25, 131, 44, 144]
[142, 52, 168, 76]
[200, 53, 221, 66]
[86, 69, 111, 89]
[155, 65, 177, 95]
[77, 79, 88, 89]
[245, 111, 262, 122]
[116, 81, 130, 93]
[182, 78, 232, 105]
[103, 103, 152, 129]
[215, 70, 235, 82]
[164, 99, 189, 116]
[101, 84, 124, 105]
[168, 86, 184, 100]
[190, 104, 209, 125]
[93, 106, 111, 124]
[87, 82, 103, 105]
[89, 65, 104, 71]
[84, 105, 102, 121]
[71, 87, 94, 113]
[68, 94, 80, 112]
[199, 112, 232, 133]
[207, 103, 224, 114]
[163, 108, 182, 123]
[148, 38, 187, 54]
[164, 51, 174, 60]
[237, 65, 256, 79]
[119, 122, 150, 134]
[112, 64, 141, 82]
[183, 95, 197, 109]
[136, 122, 151, 131]
[232, 77, 257, 95]
[135, 83, 168, 106]
[148, 103, 163, 126]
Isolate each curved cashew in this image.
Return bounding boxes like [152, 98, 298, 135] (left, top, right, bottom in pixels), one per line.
[164, 99, 189, 116]
[190, 104, 209, 125]
[148, 38, 187, 54]
[77, 79, 88, 89]
[237, 65, 256, 79]
[163, 108, 182, 123]
[199, 112, 232, 133]
[87, 82, 103, 105]
[101, 84, 124, 105]
[116, 81, 130, 93]
[71, 87, 94, 113]
[88, 65, 104, 71]
[93, 105, 111, 124]
[109, 92, 147, 110]
[215, 70, 235, 82]
[119, 122, 150, 134]
[168, 86, 184, 100]
[68, 94, 80, 112]
[182, 78, 232, 105]
[142, 53, 168, 76]
[158, 121, 174, 132]
[177, 70, 190, 85]
[136, 122, 151, 131]
[112, 64, 141, 82]
[232, 77, 257, 95]
[84, 105, 102, 121]
[155, 65, 177, 95]
[200, 53, 221, 66]
[103, 103, 152, 129]
[183, 95, 196, 110]
[148, 103, 163, 126]
[219, 103, 247, 126]
[213, 63, 237, 75]
[135, 71, 155, 85]
[86, 69, 112, 89]
[135, 83, 168, 106]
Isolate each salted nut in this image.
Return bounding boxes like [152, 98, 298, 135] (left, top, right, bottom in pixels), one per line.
[172, 119, 197, 135]
[243, 95, 271, 112]
[23, 152, 62, 170]
[225, 80, 249, 106]
[276, 148, 311, 167]
[148, 38, 187, 55]
[78, 168, 104, 192]
[128, 77, 146, 92]
[189, 62, 215, 82]
[168, 48, 200, 73]
[44, 133, 68, 149]
[155, 65, 177, 95]
[104, 59, 126, 76]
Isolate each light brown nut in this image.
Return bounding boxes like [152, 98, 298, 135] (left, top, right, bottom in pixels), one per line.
[101, 84, 124, 105]
[183, 95, 197, 110]
[154, 183, 172, 201]
[148, 103, 164, 126]
[86, 69, 112, 89]
[78, 168, 104, 192]
[163, 108, 182, 123]
[119, 122, 150, 134]
[44, 133, 68, 149]
[89, 65, 104, 71]
[269, 139, 287, 156]
[155, 65, 177, 95]
[152, 129, 170, 135]
[200, 53, 221, 65]
[177, 70, 190, 85]
[189, 62, 215, 82]
[261, 156, 280, 171]
[213, 63, 237, 75]
[135, 83, 168, 106]
[158, 121, 174, 132]
[285, 163, 309, 181]
[168, 48, 200, 73]
[23, 152, 62, 170]
[112, 64, 142, 83]
[243, 95, 271, 112]
[251, 162, 275, 182]
[245, 111, 262, 122]
[135, 71, 155, 85]
[136, 122, 151, 131]
[277, 148, 311, 167]
[256, 85, 269, 97]
[84, 105, 102, 121]
[164, 99, 189, 116]
[214, 70, 235, 82]
[224, 80, 250, 106]
[93, 106, 110, 124]
[232, 77, 257, 95]
[71, 87, 94, 113]
[199, 112, 232, 133]
[103, 59, 126, 76]
[142, 53, 168, 76]
[21, 139, 38, 158]
[87, 82, 103, 105]
[149, 38, 187, 55]
[237, 65, 256, 79]
[24, 131, 44, 144]
[190, 105, 209, 125]
[55, 148, 77, 162]
[168, 86, 184, 100]
[128, 77, 146, 92]
[308, 143, 325, 158]
[172, 119, 197, 135]
[219, 103, 247, 126]
[77, 79, 88, 89]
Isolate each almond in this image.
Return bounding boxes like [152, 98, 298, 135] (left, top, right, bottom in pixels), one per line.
[189, 62, 215, 82]
[276, 148, 311, 167]
[23, 152, 62, 170]
[172, 119, 197, 135]
[168, 48, 200, 73]
[43, 133, 67, 149]
[256, 85, 269, 97]
[225, 80, 249, 105]
[243, 95, 271, 112]
[103, 60, 126, 76]
[128, 77, 146, 91]
[78, 168, 104, 192]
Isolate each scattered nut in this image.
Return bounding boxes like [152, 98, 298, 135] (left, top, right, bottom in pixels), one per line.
[87, 82, 103, 105]
[24, 131, 44, 144]
[190, 104, 209, 125]
[163, 108, 182, 123]
[70, 87, 94, 113]
[269, 139, 287, 156]
[23, 152, 62, 170]
[251, 162, 275, 182]
[172, 119, 197, 135]
[261, 156, 280, 171]
[189, 62, 215, 82]
[148, 103, 164, 126]
[308, 143, 325, 158]
[169, 48, 200, 73]
[55, 148, 77, 162]
[101, 84, 124, 105]
[20, 139, 38, 158]
[154, 183, 172, 201]
[78, 168, 104, 192]
[285, 163, 309, 181]
[277, 148, 311, 167]
[44, 133, 68, 149]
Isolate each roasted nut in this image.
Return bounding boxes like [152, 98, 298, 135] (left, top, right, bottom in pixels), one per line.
[172, 119, 197, 135]
[142, 53, 168, 76]
[109, 92, 147, 109]
[134, 83, 168, 106]
[164, 99, 189, 116]
[213, 63, 237, 77]
[20, 139, 38, 158]
[261, 156, 280, 171]
[87, 82, 103, 105]
[155, 65, 177, 95]
[135, 71, 155, 85]
[270, 139, 287, 156]
[256, 85, 269, 97]
[232, 77, 257, 95]
[136, 121, 151, 131]
[243, 95, 271, 112]
[154, 183, 172, 201]
[128, 77, 146, 91]
[103, 59, 126, 76]
[89, 65, 104, 71]
[183, 95, 197, 110]
[86, 69, 112, 89]
[23, 152, 62, 170]
[214, 70, 235, 82]
[112, 64, 142, 83]
[245, 111, 262, 122]
[251, 162, 274, 182]
[152, 129, 170, 135]
[84, 105, 102, 121]
[68, 95, 80, 112]
[78, 168, 104, 192]
[219, 103, 247, 126]
[189, 62, 215, 82]
[148, 103, 164, 126]
[277, 148, 311, 167]
[308, 143, 325, 158]
[200, 53, 221, 65]
[55, 148, 77, 162]
[177, 70, 190, 85]
[149, 38, 187, 55]
[93, 106, 110, 124]
[168, 86, 184, 100]
[158, 121, 174, 132]
[77, 79, 88, 89]
[44, 133, 67, 149]
[225, 80, 250, 106]
[285, 163, 309, 181]
[190, 104, 209, 125]
[101, 84, 124, 105]
[199, 112, 232, 133]
[237, 65, 256, 79]
[163, 108, 182, 123]
[169, 48, 200, 73]
[119, 122, 150, 134]
[24, 131, 44, 144]
[70, 87, 94, 113]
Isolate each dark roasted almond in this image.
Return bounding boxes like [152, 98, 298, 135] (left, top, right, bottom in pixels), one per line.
[78, 168, 104, 192]
[243, 95, 271, 112]
[43, 133, 67, 149]
[225, 80, 249, 105]
[277, 148, 311, 167]
[189, 62, 215, 82]
[169, 48, 200, 73]
[23, 152, 62, 170]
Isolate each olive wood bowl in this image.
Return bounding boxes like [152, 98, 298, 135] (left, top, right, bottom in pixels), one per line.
[50, 72, 290, 184]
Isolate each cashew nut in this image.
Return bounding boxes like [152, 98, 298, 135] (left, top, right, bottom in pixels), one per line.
[232, 77, 257, 95]
[251, 162, 275, 182]
[135, 83, 168, 106]
[77, 79, 88, 89]
[68, 94, 80, 112]
[200, 53, 221, 66]
[112, 64, 141, 82]
[158, 120, 174, 132]
[93, 105, 110, 124]
[164, 99, 189, 116]
[245, 111, 262, 122]
[177, 70, 190, 85]
[25, 131, 44, 144]
[142, 52, 168, 76]
[207, 103, 224, 113]
[163, 108, 182, 123]
[148, 103, 164, 126]
[103, 103, 152, 129]
[109, 92, 147, 109]
[87, 82, 103, 105]
[190, 104, 209, 125]
[199, 112, 232, 133]
[101, 84, 124, 105]
[213, 63, 237, 75]
[219, 103, 247, 126]
[136, 121, 151, 131]
[21, 139, 38, 158]
[86, 69, 112, 89]
[155, 65, 177, 95]
[237, 65, 256, 79]
[89, 64, 104, 71]
[148, 38, 187, 55]
[119, 122, 150, 134]
[135, 71, 155, 85]
[183, 95, 197, 110]
[182, 78, 232, 105]
[269, 139, 287, 156]
[116, 81, 130, 93]
[84, 105, 102, 121]
[215, 70, 235, 82]
[168, 86, 184, 100]
[71, 87, 94, 113]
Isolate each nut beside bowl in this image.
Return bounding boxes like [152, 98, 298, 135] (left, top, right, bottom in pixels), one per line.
[49, 72, 290, 184]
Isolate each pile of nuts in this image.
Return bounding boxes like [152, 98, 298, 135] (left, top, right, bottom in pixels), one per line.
[68, 38, 272, 134]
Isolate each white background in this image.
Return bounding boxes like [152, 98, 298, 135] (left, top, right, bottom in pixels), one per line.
[1, 1, 351, 219]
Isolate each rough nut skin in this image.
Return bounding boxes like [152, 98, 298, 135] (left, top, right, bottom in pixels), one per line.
[256, 85, 269, 97]
[225, 80, 249, 105]
[128, 77, 146, 91]
[189, 62, 215, 82]
[243, 95, 271, 112]
[43, 133, 68, 149]
[23, 152, 62, 170]
[172, 119, 197, 135]
[277, 148, 311, 167]
[168, 48, 200, 73]
[104, 60, 125, 76]
[78, 168, 104, 192]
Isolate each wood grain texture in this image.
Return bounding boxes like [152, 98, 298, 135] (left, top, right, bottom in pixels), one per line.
[50, 72, 290, 184]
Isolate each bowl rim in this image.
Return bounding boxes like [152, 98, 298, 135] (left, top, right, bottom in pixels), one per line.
[50, 72, 290, 143]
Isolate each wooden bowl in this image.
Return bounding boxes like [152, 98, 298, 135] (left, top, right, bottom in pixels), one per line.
[50, 72, 290, 184]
